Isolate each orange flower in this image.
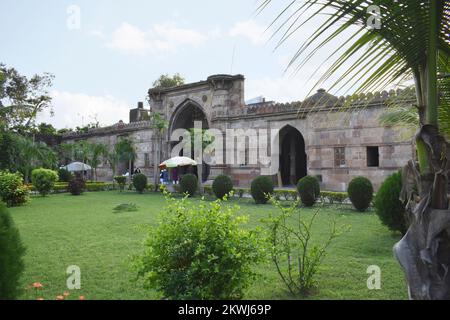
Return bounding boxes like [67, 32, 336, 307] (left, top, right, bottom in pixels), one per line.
[56, 295, 65, 300]
[63, 291, 70, 297]
[32, 282, 43, 289]
[79, 295, 85, 300]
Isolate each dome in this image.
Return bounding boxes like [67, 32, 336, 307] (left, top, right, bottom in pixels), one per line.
[302, 89, 340, 108]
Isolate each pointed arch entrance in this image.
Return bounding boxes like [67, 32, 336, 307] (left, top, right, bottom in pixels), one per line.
[279, 125, 307, 186]
[169, 99, 210, 181]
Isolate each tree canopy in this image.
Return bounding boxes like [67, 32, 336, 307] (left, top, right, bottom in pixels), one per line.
[0, 63, 54, 132]
[152, 73, 185, 89]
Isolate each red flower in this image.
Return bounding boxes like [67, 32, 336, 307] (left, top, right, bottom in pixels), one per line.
[79, 295, 85, 300]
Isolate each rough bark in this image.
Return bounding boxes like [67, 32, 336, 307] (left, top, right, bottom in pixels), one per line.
[394, 125, 450, 299]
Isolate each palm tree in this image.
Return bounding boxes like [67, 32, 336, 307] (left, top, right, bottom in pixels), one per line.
[14, 135, 57, 183]
[57, 143, 76, 166]
[150, 112, 169, 191]
[86, 143, 108, 181]
[262, 0, 450, 299]
[73, 141, 91, 163]
[114, 137, 136, 182]
[107, 151, 120, 184]
[379, 99, 450, 140]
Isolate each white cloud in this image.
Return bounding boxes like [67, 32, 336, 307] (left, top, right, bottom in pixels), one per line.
[90, 29, 105, 39]
[36, 91, 130, 129]
[104, 22, 213, 56]
[229, 19, 269, 45]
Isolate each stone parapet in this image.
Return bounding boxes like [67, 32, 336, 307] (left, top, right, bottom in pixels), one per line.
[61, 120, 153, 140]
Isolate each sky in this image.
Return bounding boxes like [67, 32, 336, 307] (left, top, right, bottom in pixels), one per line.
[1, 0, 364, 129]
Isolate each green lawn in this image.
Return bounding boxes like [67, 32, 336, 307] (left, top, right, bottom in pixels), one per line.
[8, 191, 408, 300]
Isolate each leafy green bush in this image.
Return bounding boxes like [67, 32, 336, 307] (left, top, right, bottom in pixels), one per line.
[85, 182, 109, 192]
[212, 175, 233, 199]
[348, 176, 374, 212]
[297, 176, 320, 207]
[114, 176, 127, 192]
[320, 191, 348, 205]
[0, 203, 26, 299]
[250, 176, 274, 204]
[57, 168, 72, 182]
[264, 196, 346, 295]
[68, 175, 85, 196]
[133, 174, 148, 194]
[133, 191, 263, 300]
[179, 174, 198, 197]
[0, 171, 29, 207]
[53, 183, 69, 193]
[31, 168, 59, 196]
[374, 172, 408, 234]
[274, 189, 298, 201]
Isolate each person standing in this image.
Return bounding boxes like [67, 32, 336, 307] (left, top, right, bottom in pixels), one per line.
[172, 168, 178, 185]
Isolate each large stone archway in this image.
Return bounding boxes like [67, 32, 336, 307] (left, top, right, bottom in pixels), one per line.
[279, 125, 307, 186]
[169, 99, 209, 134]
[169, 99, 210, 181]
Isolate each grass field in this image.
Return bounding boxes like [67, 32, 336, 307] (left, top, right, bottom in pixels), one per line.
[8, 191, 408, 300]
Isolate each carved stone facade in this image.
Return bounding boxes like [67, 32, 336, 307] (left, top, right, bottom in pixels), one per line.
[62, 74, 416, 191]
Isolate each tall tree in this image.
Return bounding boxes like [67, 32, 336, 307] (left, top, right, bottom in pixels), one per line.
[57, 143, 76, 166]
[86, 143, 108, 181]
[115, 137, 137, 182]
[150, 112, 169, 191]
[152, 73, 185, 89]
[0, 63, 54, 132]
[262, 0, 450, 299]
[13, 135, 57, 183]
[107, 151, 120, 183]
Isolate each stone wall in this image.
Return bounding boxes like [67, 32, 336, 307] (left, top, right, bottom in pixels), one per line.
[62, 74, 416, 191]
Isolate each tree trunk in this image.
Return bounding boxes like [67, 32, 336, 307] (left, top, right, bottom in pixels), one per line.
[128, 159, 132, 183]
[153, 137, 159, 191]
[393, 1, 450, 299]
[394, 125, 450, 299]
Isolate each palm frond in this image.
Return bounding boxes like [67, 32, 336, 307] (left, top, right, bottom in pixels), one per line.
[263, 0, 450, 110]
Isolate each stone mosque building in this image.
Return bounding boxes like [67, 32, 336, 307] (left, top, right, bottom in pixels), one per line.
[62, 74, 416, 191]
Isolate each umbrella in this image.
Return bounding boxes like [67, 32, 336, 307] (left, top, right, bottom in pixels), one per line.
[159, 156, 197, 169]
[63, 162, 92, 172]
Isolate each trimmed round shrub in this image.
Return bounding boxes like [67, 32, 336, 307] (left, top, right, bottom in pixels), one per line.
[180, 174, 198, 197]
[114, 176, 127, 192]
[31, 168, 59, 196]
[0, 171, 28, 207]
[374, 171, 408, 234]
[68, 175, 86, 196]
[297, 176, 320, 207]
[212, 175, 233, 199]
[0, 203, 26, 299]
[250, 176, 274, 204]
[57, 168, 73, 182]
[133, 173, 148, 194]
[348, 176, 374, 212]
